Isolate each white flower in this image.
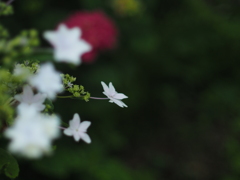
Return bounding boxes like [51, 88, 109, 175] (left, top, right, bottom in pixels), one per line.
[43, 24, 92, 65]
[13, 64, 31, 80]
[29, 63, 63, 99]
[4, 105, 60, 158]
[101, 81, 128, 108]
[14, 85, 46, 111]
[64, 113, 91, 143]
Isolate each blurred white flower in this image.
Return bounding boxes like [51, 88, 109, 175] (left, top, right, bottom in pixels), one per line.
[14, 85, 46, 111]
[64, 113, 91, 143]
[43, 24, 92, 65]
[29, 63, 63, 99]
[4, 105, 60, 158]
[13, 64, 31, 79]
[101, 81, 128, 108]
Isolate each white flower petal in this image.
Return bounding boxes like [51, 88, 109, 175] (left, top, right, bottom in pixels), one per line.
[109, 82, 116, 95]
[103, 92, 110, 98]
[110, 98, 127, 108]
[32, 93, 46, 104]
[17, 103, 45, 112]
[43, 115, 60, 138]
[36, 104, 45, 111]
[63, 128, 74, 136]
[78, 40, 91, 52]
[78, 121, 91, 132]
[81, 133, 91, 144]
[70, 27, 81, 39]
[22, 85, 34, 102]
[101, 81, 110, 95]
[43, 32, 57, 45]
[58, 24, 68, 33]
[73, 132, 81, 142]
[113, 93, 128, 100]
[54, 43, 80, 63]
[69, 113, 80, 128]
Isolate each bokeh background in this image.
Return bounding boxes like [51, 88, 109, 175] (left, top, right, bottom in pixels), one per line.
[2, 0, 240, 179]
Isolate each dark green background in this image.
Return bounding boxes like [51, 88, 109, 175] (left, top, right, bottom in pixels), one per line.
[3, 0, 240, 179]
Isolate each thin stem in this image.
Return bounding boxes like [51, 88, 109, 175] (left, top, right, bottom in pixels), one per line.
[6, 0, 15, 5]
[57, 95, 74, 99]
[90, 97, 109, 100]
[57, 95, 109, 100]
[34, 48, 53, 53]
[59, 126, 66, 130]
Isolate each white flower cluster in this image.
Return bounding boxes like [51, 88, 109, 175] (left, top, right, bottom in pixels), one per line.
[5, 105, 60, 158]
[5, 66, 63, 158]
[4, 25, 128, 159]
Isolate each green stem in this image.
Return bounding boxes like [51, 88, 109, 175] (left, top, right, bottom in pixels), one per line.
[34, 48, 53, 53]
[57, 95, 74, 99]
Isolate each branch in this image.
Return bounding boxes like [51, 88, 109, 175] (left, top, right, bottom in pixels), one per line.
[6, 0, 15, 6]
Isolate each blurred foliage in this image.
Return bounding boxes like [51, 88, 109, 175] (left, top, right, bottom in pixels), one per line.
[0, 2, 13, 16]
[0, 148, 19, 179]
[2, 0, 240, 179]
[111, 0, 143, 16]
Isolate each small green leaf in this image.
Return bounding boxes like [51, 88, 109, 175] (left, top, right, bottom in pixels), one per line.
[0, 148, 19, 179]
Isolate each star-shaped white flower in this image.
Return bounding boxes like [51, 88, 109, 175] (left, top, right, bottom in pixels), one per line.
[43, 24, 92, 65]
[29, 63, 63, 99]
[63, 113, 91, 143]
[4, 105, 60, 158]
[101, 81, 128, 108]
[14, 85, 46, 111]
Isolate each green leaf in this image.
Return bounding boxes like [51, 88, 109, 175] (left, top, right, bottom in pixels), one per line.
[0, 148, 19, 179]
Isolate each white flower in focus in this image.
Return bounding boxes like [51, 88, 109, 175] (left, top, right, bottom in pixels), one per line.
[29, 63, 63, 99]
[64, 113, 91, 143]
[101, 81, 128, 108]
[14, 85, 46, 111]
[4, 105, 60, 158]
[43, 24, 92, 65]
